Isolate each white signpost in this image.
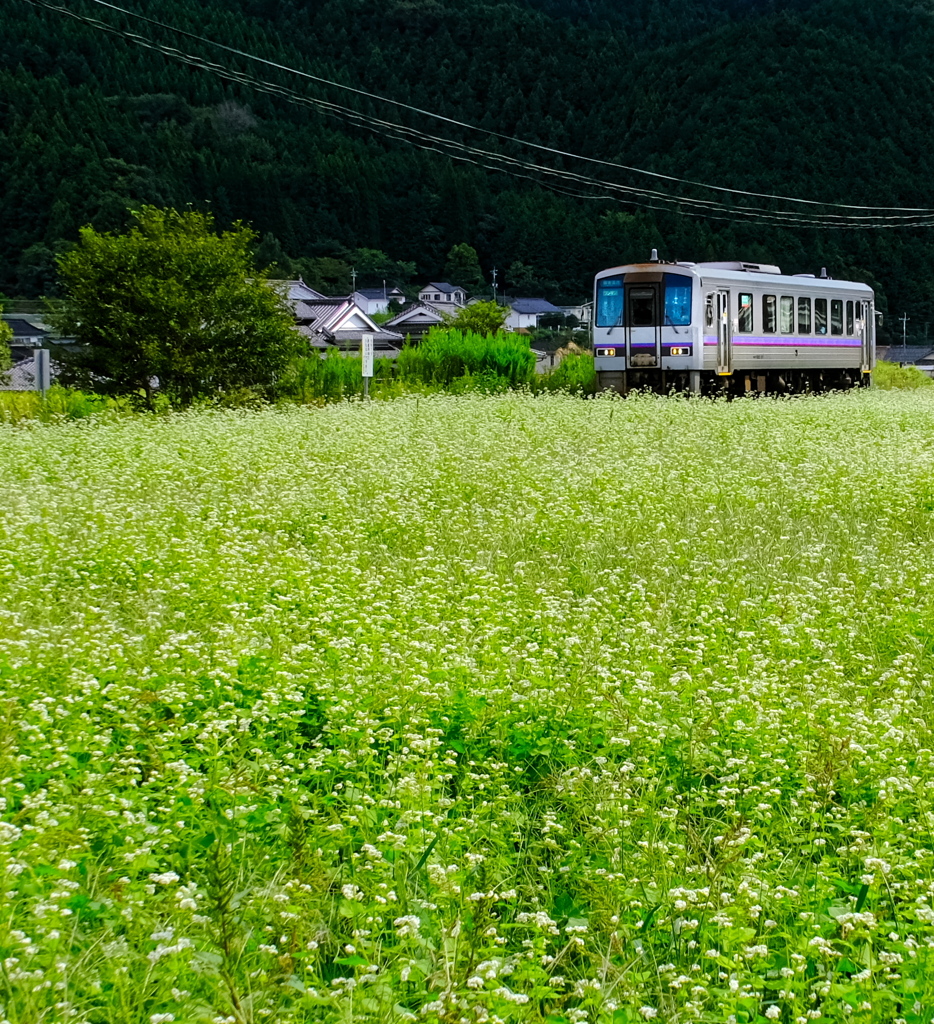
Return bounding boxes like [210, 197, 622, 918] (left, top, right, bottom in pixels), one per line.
[361, 332, 374, 398]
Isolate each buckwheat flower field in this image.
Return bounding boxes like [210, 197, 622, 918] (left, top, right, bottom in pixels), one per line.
[2, 391, 934, 1024]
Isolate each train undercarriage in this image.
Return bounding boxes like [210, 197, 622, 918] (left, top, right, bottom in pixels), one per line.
[596, 368, 872, 396]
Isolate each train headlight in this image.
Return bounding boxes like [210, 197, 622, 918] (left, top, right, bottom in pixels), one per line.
[669, 346, 690, 356]
[597, 348, 616, 357]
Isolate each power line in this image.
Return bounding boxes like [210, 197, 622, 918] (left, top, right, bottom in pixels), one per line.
[17, 0, 934, 229]
[55, 0, 934, 217]
[54, 0, 934, 218]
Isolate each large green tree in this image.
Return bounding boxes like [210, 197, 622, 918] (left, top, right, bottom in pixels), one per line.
[52, 207, 301, 409]
[443, 243, 484, 291]
[447, 300, 509, 335]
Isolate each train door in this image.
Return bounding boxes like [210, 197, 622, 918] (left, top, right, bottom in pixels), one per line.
[715, 290, 733, 375]
[626, 282, 661, 368]
[858, 299, 874, 373]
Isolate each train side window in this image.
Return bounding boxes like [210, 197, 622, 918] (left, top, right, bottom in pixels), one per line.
[798, 296, 811, 333]
[738, 292, 753, 332]
[763, 295, 777, 333]
[780, 296, 794, 334]
[815, 298, 828, 335]
[846, 300, 854, 334]
[831, 299, 843, 335]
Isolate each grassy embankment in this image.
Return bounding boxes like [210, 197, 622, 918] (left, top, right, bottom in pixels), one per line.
[2, 391, 934, 1022]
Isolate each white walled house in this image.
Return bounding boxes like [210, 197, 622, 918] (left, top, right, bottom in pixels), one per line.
[354, 287, 406, 316]
[504, 298, 565, 331]
[418, 282, 467, 309]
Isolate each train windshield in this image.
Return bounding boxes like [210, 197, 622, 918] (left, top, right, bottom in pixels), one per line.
[663, 275, 692, 326]
[595, 273, 692, 327]
[596, 277, 624, 326]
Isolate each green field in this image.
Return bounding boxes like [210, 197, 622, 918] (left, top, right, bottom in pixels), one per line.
[2, 392, 934, 1024]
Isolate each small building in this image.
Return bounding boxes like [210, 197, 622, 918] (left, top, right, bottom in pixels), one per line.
[383, 302, 449, 343]
[294, 297, 404, 355]
[504, 298, 565, 331]
[418, 282, 467, 310]
[354, 287, 406, 316]
[3, 316, 49, 349]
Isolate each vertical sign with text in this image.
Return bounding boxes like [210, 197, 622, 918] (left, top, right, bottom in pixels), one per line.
[361, 332, 374, 398]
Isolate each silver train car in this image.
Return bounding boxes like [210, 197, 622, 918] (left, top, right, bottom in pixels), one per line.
[593, 253, 875, 394]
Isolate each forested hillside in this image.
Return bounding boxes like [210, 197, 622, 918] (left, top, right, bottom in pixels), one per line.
[3, 0, 934, 339]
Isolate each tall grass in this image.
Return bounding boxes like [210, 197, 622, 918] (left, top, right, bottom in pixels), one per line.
[533, 348, 597, 394]
[395, 327, 536, 390]
[0, 385, 127, 423]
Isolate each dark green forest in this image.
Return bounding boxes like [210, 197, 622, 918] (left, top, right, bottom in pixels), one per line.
[3, 0, 934, 341]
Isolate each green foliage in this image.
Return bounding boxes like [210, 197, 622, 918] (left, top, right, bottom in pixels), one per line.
[534, 348, 597, 394]
[288, 349, 395, 403]
[6, 392, 934, 1018]
[345, 248, 417, 288]
[51, 206, 302, 409]
[396, 327, 535, 388]
[443, 242, 484, 290]
[446, 301, 510, 336]
[0, 320, 11, 380]
[3, 0, 932, 325]
[0, 385, 129, 423]
[872, 359, 934, 389]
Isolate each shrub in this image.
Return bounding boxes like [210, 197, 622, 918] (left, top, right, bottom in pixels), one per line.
[873, 359, 934, 389]
[395, 327, 535, 389]
[534, 347, 597, 395]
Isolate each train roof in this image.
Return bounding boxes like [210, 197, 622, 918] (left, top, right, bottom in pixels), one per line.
[596, 261, 873, 294]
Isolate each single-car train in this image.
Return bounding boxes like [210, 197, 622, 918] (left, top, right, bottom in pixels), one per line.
[593, 253, 875, 394]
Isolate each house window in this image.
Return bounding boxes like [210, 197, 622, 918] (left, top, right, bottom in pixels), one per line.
[434, 293, 440, 301]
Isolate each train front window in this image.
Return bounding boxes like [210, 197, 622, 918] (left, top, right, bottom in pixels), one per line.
[630, 289, 655, 327]
[738, 293, 753, 333]
[798, 297, 811, 333]
[664, 274, 692, 326]
[780, 296, 794, 334]
[831, 300, 843, 336]
[596, 278, 624, 327]
[815, 298, 828, 335]
[763, 295, 777, 334]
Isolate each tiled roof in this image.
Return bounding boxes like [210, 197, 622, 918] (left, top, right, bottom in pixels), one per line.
[356, 287, 405, 300]
[877, 346, 934, 363]
[4, 318, 49, 339]
[510, 298, 564, 315]
[385, 303, 447, 326]
[269, 279, 326, 302]
[421, 282, 461, 294]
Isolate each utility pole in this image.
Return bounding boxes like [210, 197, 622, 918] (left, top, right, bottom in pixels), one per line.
[491, 267, 498, 303]
[351, 267, 357, 293]
[900, 312, 910, 354]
